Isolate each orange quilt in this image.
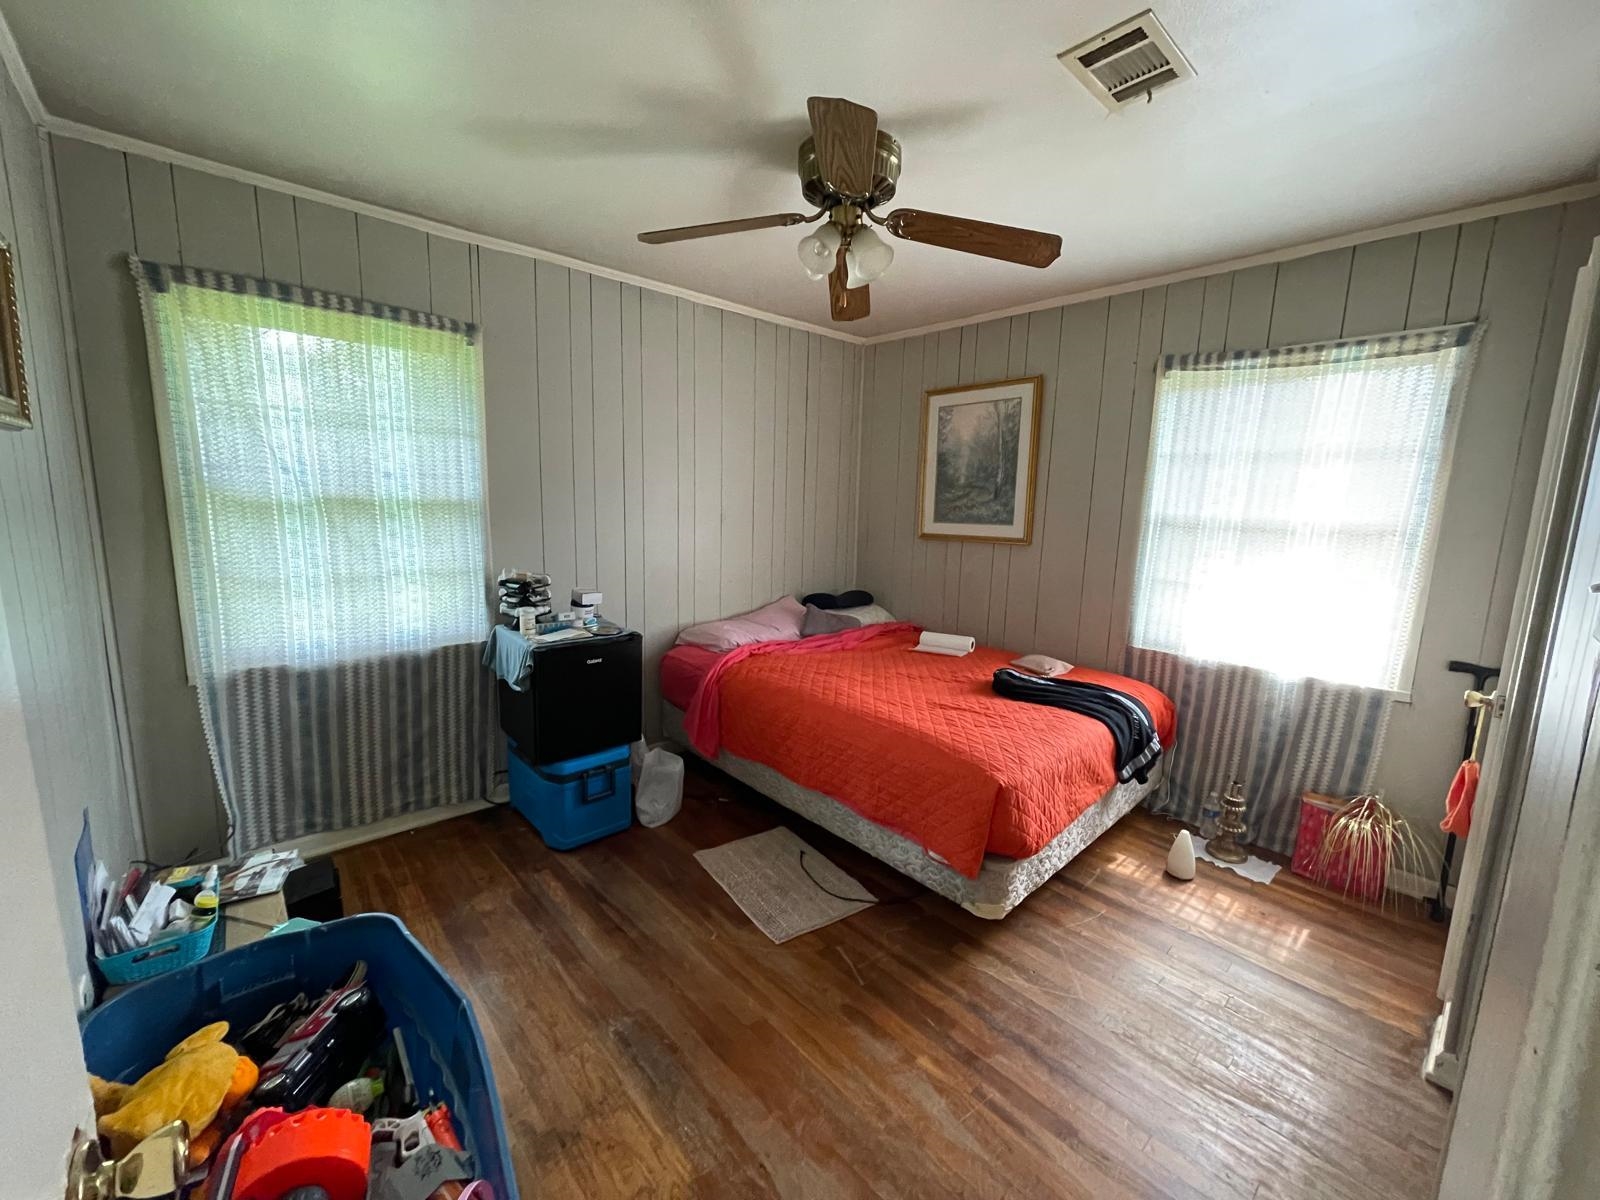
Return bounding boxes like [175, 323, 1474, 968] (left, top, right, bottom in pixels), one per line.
[708, 627, 1177, 878]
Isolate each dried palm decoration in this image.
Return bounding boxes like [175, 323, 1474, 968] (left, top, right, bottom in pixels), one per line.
[1312, 793, 1438, 909]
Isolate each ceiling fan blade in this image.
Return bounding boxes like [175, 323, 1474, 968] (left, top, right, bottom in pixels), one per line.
[883, 209, 1062, 268]
[638, 212, 809, 244]
[828, 249, 870, 322]
[807, 96, 878, 199]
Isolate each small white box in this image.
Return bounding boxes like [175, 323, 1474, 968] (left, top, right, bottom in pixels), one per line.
[572, 588, 602, 607]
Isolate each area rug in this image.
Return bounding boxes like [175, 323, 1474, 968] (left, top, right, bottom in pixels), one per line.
[694, 826, 875, 943]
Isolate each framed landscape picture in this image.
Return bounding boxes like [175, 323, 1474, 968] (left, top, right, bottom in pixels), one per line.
[0, 240, 29, 431]
[918, 375, 1042, 543]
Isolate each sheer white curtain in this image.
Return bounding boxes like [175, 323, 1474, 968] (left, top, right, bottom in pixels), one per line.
[1127, 326, 1480, 850]
[134, 260, 494, 850]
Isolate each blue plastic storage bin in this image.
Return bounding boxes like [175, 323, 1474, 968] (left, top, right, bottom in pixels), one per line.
[508, 740, 632, 849]
[79, 914, 516, 1200]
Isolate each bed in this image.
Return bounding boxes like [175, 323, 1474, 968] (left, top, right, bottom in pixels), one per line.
[661, 623, 1177, 919]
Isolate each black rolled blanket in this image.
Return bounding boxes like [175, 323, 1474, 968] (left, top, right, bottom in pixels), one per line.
[991, 667, 1163, 784]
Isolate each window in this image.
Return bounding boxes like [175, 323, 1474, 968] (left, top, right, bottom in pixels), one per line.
[1129, 326, 1479, 693]
[138, 266, 486, 674]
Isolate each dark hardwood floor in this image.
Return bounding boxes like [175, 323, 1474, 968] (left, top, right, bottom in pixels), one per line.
[336, 761, 1449, 1200]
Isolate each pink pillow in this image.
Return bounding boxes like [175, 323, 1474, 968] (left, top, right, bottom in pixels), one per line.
[675, 595, 806, 652]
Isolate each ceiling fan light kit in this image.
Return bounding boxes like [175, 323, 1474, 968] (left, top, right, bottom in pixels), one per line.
[637, 96, 1063, 322]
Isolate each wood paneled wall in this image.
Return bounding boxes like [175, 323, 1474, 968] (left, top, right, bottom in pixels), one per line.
[51, 136, 862, 861]
[0, 88, 135, 980]
[857, 200, 1600, 846]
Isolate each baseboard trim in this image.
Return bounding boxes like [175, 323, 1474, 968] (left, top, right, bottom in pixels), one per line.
[1388, 867, 1455, 906]
[273, 787, 505, 860]
[1423, 1005, 1461, 1091]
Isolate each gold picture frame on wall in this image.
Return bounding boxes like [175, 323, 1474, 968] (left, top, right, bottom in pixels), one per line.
[0, 239, 29, 430]
[917, 375, 1043, 544]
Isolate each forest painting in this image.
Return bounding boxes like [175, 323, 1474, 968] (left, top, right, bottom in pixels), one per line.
[919, 376, 1041, 543]
[933, 398, 1023, 524]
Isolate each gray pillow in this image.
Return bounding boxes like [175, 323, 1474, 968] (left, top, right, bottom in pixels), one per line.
[801, 603, 861, 637]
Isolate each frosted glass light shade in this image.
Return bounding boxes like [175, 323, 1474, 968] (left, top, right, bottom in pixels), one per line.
[844, 225, 894, 288]
[797, 224, 842, 281]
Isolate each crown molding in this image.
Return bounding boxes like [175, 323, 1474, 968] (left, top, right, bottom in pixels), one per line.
[0, 5, 45, 125]
[39, 115, 870, 345]
[7, 1, 1595, 351]
[860, 178, 1600, 344]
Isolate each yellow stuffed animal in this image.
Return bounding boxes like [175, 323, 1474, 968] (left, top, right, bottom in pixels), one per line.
[91, 1021, 259, 1161]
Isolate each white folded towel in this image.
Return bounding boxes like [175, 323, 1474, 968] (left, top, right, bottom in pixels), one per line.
[912, 630, 975, 656]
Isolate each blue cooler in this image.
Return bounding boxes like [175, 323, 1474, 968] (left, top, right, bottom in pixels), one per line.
[508, 740, 632, 849]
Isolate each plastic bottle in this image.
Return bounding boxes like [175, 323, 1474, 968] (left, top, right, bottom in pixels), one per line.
[327, 1075, 384, 1113]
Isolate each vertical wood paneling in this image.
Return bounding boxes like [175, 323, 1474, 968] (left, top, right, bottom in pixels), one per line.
[294, 199, 361, 294]
[985, 315, 1031, 645]
[954, 321, 1007, 634]
[784, 331, 809, 597]
[171, 166, 261, 275]
[812, 337, 845, 590]
[720, 313, 755, 611]
[847, 205, 1590, 851]
[752, 322, 777, 604]
[839, 345, 863, 588]
[1077, 292, 1144, 667]
[929, 329, 964, 631]
[675, 299, 696, 624]
[860, 341, 900, 600]
[1406, 226, 1460, 328]
[693, 306, 722, 620]
[904, 335, 937, 625]
[426, 234, 473, 321]
[1268, 248, 1352, 346]
[478, 250, 542, 571]
[590, 278, 626, 623]
[621, 285, 645, 633]
[58, 137, 872, 845]
[1108, 287, 1168, 657]
[256, 191, 300, 282]
[1001, 307, 1064, 650]
[125, 156, 179, 262]
[55, 137, 223, 861]
[356, 214, 429, 310]
[770, 327, 791, 594]
[640, 290, 679, 736]
[1341, 235, 1419, 337]
[889, 338, 921, 616]
[569, 270, 596, 590]
[534, 261, 577, 593]
[1224, 263, 1278, 349]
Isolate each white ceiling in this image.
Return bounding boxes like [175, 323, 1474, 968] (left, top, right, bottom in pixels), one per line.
[8, 0, 1599, 337]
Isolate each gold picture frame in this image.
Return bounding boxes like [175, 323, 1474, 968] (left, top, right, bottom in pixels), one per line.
[917, 375, 1043, 544]
[0, 240, 29, 430]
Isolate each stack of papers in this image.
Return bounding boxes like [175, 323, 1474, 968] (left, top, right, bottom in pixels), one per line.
[219, 849, 301, 902]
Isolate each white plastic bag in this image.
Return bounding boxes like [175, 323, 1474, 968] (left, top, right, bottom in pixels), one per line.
[635, 746, 685, 827]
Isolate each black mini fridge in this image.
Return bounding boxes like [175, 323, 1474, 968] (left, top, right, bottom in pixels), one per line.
[497, 628, 643, 765]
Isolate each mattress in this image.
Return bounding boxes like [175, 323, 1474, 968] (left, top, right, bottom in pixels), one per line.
[680, 624, 1176, 877]
[660, 643, 723, 711]
[662, 703, 1164, 918]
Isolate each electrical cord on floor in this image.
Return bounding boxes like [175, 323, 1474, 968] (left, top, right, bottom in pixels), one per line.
[798, 850, 919, 906]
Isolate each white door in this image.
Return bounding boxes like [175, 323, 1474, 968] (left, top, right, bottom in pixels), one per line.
[1433, 237, 1600, 1195]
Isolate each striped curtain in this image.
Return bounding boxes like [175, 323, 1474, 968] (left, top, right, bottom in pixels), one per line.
[1127, 647, 1392, 853]
[133, 259, 493, 850]
[1127, 325, 1479, 853]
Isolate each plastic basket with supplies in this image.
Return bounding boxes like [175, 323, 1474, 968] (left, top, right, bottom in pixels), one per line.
[96, 915, 217, 985]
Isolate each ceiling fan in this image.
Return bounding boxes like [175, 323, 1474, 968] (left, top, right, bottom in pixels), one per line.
[637, 97, 1063, 322]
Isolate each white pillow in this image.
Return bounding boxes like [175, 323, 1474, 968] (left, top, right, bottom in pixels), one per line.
[675, 595, 806, 652]
[833, 603, 896, 626]
[1011, 653, 1072, 678]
